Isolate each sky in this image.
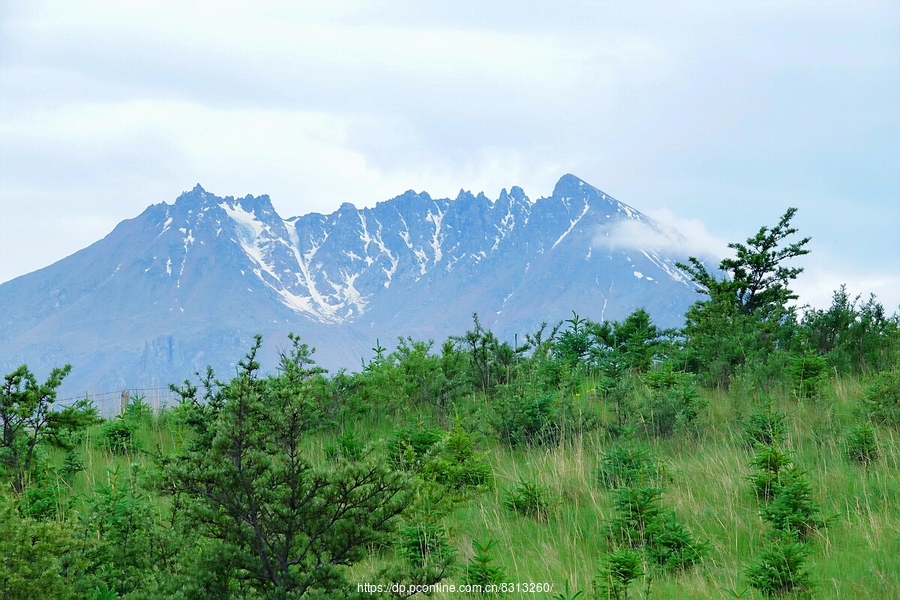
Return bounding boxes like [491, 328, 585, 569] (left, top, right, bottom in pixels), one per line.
[1, 0, 898, 311]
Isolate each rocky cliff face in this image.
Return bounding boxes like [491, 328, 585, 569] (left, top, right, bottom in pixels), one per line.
[0, 174, 700, 395]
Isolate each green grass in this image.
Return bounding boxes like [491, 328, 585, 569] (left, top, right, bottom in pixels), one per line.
[41, 375, 900, 599]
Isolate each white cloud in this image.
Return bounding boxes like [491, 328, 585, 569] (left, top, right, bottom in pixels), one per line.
[596, 207, 729, 264]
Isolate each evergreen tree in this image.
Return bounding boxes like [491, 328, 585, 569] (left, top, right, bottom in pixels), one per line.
[677, 208, 810, 387]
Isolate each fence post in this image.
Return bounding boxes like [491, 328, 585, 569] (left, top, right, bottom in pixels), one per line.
[120, 390, 130, 415]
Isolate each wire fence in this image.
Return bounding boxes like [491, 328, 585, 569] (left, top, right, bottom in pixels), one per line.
[57, 387, 181, 419]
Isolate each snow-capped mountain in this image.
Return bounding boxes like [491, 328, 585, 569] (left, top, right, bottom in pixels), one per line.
[0, 174, 701, 395]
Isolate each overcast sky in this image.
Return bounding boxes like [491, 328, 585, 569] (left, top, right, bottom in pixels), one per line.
[1, 0, 898, 311]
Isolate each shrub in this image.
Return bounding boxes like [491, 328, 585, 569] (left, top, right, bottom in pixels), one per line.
[748, 444, 794, 501]
[860, 371, 900, 426]
[100, 418, 138, 454]
[746, 535, 813, 597]
[388, 426, 443, 469]
[21, 476, 61, 521]
[742, 399, 788, 448]
[593, 548, 643, 600]
[121, 395, 153, 425]
[504, 479, 552, 521]
[398, 521, 456, 569]
[844, 423, 879, 465]
[598, 442, 661, 489]
[323, 429, 365, 462]
[607, 486, 663, 547]
[788, 352, 828, 400]
[491, 386, 561, 446]
[422, 425, 493, 493]
[61, 449, 84, 480]
[761, 471, 825, 540]
[465, 539, 506, 588]
[640, 376, 707, 437]
[646, 511, 710, 571]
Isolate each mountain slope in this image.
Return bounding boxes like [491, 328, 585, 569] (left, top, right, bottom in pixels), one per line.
[0, 174, 700, 395]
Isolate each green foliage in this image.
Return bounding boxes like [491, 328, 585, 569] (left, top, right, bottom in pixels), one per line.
[504, 478, 552, 521]
[600, 373, 639, 435]
[121, 394, 153, 424]
[640, 376, 707, 437]
[491, 384, 561, 446]
[788, 352, 828, 400]
[552, 309, 667, 375]
[465, 539, 506, 588]
[100, 418, 138, 454]
[421, 424, 493, 494]
[554, 311, 594, 368]
[748, 444, 794, 501]
[646, 511, 710, 571]
[742, 400, 788, 448]
[324, 428, 365, 462]
[801, 285, 900, 373]
[353, 335, 471, 419]
[680, 207, 811, 317]
[452, 313, 520, 395]
[389, 425, 444, 469]
[607, 486, 664, 547]
[165, 334, 413, 597]
[61, 448, 84, 480]
[594, 548, 643, 600]
[88, 583, 119, 600]
[100, 395, 154, 455]
[594, 309, 665, 374]
[844, 422, 878, 465]
[0, 363, 88, 492]
[598, 440, 660, 489]
[677, 208, 810, 388]
[81, 467, 159, 596]
[398, 521, 456, 569]
[860, 371, 900, 427]
[760, 471, 825, 541]
[553, 580, 586, 600]
[0, 491, 93, 600]
[20, 471, 61, 520]
[746, 535, 813, 597]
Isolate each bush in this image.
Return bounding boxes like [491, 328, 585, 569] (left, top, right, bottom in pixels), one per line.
[788, 352, 828, 400]
[398, 521, 456, 569]
[121, 395, 153, 425]
[640, 379, 707, 437]
[323, 429, 365, 462]
[844, 423, 879, 465]
[388, 426, 443, 469]
[748, 444, 794, 501]
[646, 511, 710, 571]
[100, 418, 138, 454]
[742, 399, 788, 448]
[761, 471, 825, 540]
[491, 385, 561, 446]
[746, 535, 813, 597]
[504, 479, 552, 521]
[593, 548, 643, 600]
[598, 441, 661, 489]
[860, 371, 900, 427]
[421, 425, 493, 494]
[607, 486, 664, 547]
[491, 380, 598, 447]
[465, 539, 506, 588]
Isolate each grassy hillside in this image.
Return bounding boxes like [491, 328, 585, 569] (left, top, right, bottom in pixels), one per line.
[12, 367, 898, 600]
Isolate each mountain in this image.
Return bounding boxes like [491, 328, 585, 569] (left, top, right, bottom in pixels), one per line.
[0, 174, 701, 396]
